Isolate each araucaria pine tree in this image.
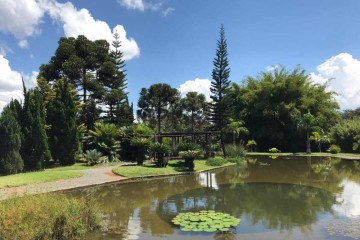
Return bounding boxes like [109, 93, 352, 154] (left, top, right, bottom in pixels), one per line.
[20, 88, 52, 170]
[47, 79, 80, 165]
[210, 25, 232, 157]
[0, 104, 24, 175]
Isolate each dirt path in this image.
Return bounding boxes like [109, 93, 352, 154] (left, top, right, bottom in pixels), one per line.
[0, 165, 127, 200]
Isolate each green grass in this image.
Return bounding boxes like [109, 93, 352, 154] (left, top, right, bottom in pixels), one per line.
[0, 171, 84, 189]
[112, 160, 235, 178]
[46, 162, 120, 171]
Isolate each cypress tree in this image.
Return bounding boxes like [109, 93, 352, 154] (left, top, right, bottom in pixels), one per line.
[0, 104, 24, 175]
[47, 79, 80, 165]
[20, 88, 51, 170]
[210, 25, 232, 157]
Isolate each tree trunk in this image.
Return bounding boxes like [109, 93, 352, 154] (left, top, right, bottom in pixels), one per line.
[220, 130, 227, 158]
[306, 131, 311, 154]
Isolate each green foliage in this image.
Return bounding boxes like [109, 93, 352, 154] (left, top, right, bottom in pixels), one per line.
[269, 147, 280, 153]
[89, 122, 122, 162]
[310, 131, 330, 152]
[246, 139, 257, 152]
[137, 83, 179, 132]
[83, 149, 103, 166]
[225, 118, 249, 145]
[331, 118, 360, 152]
[181, 92, 210, 132]
[47, 79, 80, 165]
[229, 66, 339, 152]
[130, 137, 151, 165]
[225, 144, 246, 158]
[210, 25, 232, 157]
[171, 211, 240, 232]
[20, 88, 51, 170]
[150, 142, 171, 167]
[177, 142, 200, 151]
[296, 112, 321, 153]
[328, 144, 341, 154]
[0, 194, 99, 240]
[206, 157, 228, 166]
[0, 105, 24, 175]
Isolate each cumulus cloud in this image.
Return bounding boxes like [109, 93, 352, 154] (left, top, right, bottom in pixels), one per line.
[334, 180, 360, 218]
[42, 0, 140, 60]
[0, 54, 39, 111]
[0, 55, 23, 111]
[118, 0, 145, 11]
[0, 0, 45, 44]
[310, 53, 360, 110]
[178, 78, 212, 101]
[162, 7, 175, 17]
[0, 0, 140, 59]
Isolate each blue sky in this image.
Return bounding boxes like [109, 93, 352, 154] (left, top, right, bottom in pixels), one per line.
[1, 0, 360, 111]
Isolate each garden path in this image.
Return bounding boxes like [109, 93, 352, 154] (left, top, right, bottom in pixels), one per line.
[0, 165, 127, 200]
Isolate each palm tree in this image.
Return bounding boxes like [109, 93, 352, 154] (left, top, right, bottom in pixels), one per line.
[310, 130, 330, 153]
[226, 118, 249, 145]
[296, 112, 320, 154]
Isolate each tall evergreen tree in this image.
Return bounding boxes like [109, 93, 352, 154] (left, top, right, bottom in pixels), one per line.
[20, 88, 51, 170]
[0, 103, 24, 175]
[47, 79, 80, 165]
[210, 25, 232, 157]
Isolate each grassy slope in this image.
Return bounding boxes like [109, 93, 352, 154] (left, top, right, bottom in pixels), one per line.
[112, 160, 234, 178]
[0, 171, 84, 189]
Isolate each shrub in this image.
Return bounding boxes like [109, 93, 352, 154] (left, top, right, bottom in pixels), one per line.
[331, 118, 360, 152]
[328, 144, 341, 154]
[226, 157, 245, 165]
[130, 137, 151, 165]
[177, 142, 200, 151]
[206, 157, 227, 166]
[179, 150, 202, 170]
[150, 143, 171, 167]
[0, 194, 99, 240]
[225, 144, 246, 158]
[246, 140, 257, 152]
[83, 149, 103, 166]
[269, 147, 280, 153]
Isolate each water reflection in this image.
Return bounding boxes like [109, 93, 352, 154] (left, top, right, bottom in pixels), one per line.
[66, 156, 360, 239]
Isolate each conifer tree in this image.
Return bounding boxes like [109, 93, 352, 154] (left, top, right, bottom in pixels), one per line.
[210, 25, 232, 157]
[20, 88, 51, 170]
[47, 79, 80, 165]
[0, 104, 24, 175]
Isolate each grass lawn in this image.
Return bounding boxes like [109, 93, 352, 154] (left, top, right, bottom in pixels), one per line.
[0, 171, 84, 189]
[46, 162, 120, 171]
[112, 160, 235, 178]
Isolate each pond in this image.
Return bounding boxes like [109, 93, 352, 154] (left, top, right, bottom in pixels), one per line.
[69, 155, 360, 240]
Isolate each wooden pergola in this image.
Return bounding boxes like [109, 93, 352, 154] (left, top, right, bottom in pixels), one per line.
[153, 131, 220, 158]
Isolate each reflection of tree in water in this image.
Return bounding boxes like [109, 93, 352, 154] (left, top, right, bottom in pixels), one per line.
[159, 183, 337, 232]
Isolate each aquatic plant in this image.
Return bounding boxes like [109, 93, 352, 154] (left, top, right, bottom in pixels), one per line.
[171, 210, 240, 232]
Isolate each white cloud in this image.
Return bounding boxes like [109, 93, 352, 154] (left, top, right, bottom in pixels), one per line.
[118, 0, 172, 14]
[178, 78, 212, 101]
[0, 54, 24, 111]
[310, 53, 360, 110]
[266, 64, 279, 72]
[162, 7, 175, 17]
[118, 0, 145, 11]
[42, 0, 140, 60]
[18, 40, 29, 49]
[334, 180, 360, 218]
[0, 0, 45, 41]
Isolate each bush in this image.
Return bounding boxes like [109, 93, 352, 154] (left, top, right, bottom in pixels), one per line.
[206, 157, 227, 166]
[83, 149, 103, 166]
[328, 144, 341, 154]
[269, 147, 280, 153]
[225, 144, 246, 158]
[0, 194, 99, 240]
[150, 143, 171, 167]
[177, 142, 200, 151]
[331, 118, 360, 152]
[226, 157, 245, 165]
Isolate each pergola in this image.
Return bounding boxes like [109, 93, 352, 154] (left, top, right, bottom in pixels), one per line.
[153, 131, 220, 158]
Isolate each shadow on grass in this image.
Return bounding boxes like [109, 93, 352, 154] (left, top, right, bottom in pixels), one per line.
[142, 160, 194, 173]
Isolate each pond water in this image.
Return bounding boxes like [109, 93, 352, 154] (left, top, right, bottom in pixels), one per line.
[69, 156, 360, 240]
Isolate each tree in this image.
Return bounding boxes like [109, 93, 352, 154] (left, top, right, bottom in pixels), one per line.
[229, 66, 339, 152]
[181, 92, 210, 132]
[39, 35, 110, 129]
[225, 118, 249, 145]
[20, 88, 52, 170]
[0, 104, 24, 175]
[47, 79, 80, 165]
[210, 25, 232, 157]
[310, 130, 330, 153]
[137, 83, 179, 132]
[297, 112, 320, 154]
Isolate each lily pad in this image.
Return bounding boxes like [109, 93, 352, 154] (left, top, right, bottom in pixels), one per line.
[172, 211, 241, 233]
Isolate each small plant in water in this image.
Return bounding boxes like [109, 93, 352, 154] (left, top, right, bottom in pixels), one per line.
[172, 210, 240, 232]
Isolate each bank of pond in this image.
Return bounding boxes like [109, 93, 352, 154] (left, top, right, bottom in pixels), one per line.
[1, 155, 360, 240]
